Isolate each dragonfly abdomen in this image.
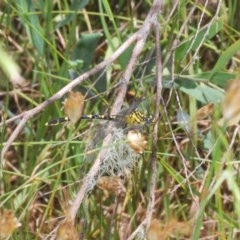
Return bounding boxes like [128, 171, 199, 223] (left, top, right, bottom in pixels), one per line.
[81, 114, 117, 121]
[45, 110, 153, 126]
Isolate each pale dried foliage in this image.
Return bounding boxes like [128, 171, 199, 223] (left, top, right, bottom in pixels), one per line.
[64, 91, 85, 124]
[146, 218, 192, 240]
[196, 103, 214, 120]
[97, 176, 126, 196]
[220, 79, 240, 126]
[127, 130, 148, 154]
[56, 217, 80, 240]
[0, 210, 21, 240]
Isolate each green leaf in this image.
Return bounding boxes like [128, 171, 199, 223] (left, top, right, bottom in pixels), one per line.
[175, 18, 223, 61]
[71, 33, 102, 71]
[56, 0, 89, 28]
[118, 45, 134, 69]
[0, 46, 25, 87]
[161, 158, 185, 189]
[70, 33, 106, 93]
[16, 0, 44, 56]
[194, 72, 237, 88]
[210, 39, 240, 79]
[175, 78, 224, 104]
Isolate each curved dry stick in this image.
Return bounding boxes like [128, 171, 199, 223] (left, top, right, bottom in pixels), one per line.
[68, 0, 162, 220]
[1, 32, 139, 161]
[45, 1, 163, 236]
[146, 11, 162, 230]
[127, 1, 163, 239]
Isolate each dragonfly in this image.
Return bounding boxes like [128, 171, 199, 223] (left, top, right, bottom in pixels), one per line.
[45, 92, 153, 127]
[45, 109, 153, 127]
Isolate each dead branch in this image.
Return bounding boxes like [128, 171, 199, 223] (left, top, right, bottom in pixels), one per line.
[68, 0, 163, 223]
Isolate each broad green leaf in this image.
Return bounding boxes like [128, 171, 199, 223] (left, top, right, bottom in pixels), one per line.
[71, 33, 101, 71]
[118, 45, 134, 69]
[175, 78, 224, 104]
[70, 33, 106, 93]
[194, 72, 237, 88]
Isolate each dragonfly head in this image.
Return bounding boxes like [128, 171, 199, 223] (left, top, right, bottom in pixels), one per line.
[145, 115, 154, 125]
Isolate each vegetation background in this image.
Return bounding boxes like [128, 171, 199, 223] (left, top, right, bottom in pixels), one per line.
[1, 0, 240, 239]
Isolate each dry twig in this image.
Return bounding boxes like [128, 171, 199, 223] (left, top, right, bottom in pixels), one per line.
[127, 2, 162, 239]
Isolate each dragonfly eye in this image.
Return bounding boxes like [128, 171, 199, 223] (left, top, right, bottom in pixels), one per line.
[145, 115, 154, 125]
